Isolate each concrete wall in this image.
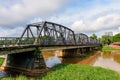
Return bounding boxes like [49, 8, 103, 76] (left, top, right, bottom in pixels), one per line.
[5, 50, 46, 71]
[6, 51, 35, 69]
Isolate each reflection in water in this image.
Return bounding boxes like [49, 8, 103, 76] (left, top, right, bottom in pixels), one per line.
[113, 54, 120, 63]
[42, 50, 120, 73]
[0, 71, 7, 78]
[60, 53, 100, 65]
[101, 51, 112, 59]
[42, 51, 61, 67]
[93, 50, 120, 72]
[101, 51, 120, 64]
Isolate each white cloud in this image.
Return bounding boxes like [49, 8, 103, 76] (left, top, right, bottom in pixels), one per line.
[0, 0, 70, 27]
[0, 27, 24, 37]
[0, 0, 70, 37]
[70, 20, 86, 33]
[46, 2, 120, 36]
[0, 0, 120, 37]
[71, 13, 120, 33]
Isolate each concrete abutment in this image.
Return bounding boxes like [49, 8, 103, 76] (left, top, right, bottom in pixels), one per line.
[4, 48, 47, 75]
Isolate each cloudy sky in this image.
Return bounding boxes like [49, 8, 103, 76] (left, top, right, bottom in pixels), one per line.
[0, 0, 120, 37]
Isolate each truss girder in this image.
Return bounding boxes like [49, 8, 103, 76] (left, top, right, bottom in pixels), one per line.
[18, 21, 76, 45]
[75, 33, 89, 45]
[18, 21, 100, 46]
[75, 33, 100, 45]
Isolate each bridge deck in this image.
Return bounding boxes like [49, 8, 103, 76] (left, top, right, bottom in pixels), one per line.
[0, 44, 100, 51]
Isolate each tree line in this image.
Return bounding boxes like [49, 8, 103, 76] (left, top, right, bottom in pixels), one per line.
[90, 33, 120, 46]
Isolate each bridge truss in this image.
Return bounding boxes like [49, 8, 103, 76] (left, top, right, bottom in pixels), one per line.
[0, 21, 100, 47]
[19, 21, 76, 45]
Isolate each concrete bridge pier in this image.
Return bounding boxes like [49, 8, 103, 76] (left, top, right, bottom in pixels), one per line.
[4, 49, 47, 75]
[61, 48, 82, 57]
[79, 48, 88, 55]
[59, 47, 100, 58]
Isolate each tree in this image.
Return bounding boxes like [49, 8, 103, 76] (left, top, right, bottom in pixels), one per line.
[101, 35, 113, 45]
[113, 33, 120, 42]
[90, 33, 97, 39]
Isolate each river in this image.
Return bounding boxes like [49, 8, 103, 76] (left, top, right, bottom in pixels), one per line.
[43, 50, 120, 73]
[0, 50, 120, 78]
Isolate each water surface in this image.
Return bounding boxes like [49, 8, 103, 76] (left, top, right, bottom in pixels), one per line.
[93, 51, 120, 72]
[42, 50, 120, 73]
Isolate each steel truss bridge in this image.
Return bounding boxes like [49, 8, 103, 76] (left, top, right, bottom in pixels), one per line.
[0, 21, 101, 74]
[0, 21, 100, 49]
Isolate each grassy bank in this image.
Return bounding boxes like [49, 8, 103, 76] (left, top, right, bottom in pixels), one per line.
[0, 58, 4, 66]
[2, 64, 120, 80]
[102, 46, 120, 51]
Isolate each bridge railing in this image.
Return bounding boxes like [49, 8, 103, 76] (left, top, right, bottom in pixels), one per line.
[74, 33, 100, 46]
[0, 37, 20, 47]
[17, 36, 100, 46]
[17, 37, 35, 45]
[18, 36, 76, 46]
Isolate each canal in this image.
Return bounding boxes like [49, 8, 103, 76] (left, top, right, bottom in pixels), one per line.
[42, 50, 120, 73]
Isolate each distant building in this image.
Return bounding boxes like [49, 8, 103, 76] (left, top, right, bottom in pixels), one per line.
[105, 32, 113, 36]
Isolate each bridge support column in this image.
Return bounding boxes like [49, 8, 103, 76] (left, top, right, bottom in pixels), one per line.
[62, 48, 81, 57]
[57, 46, 100, 58]
[81, 47, 95, 55]
[80, 48, 87, 54]
[89, 47, 94, 51]
[5, 49, 46, 73]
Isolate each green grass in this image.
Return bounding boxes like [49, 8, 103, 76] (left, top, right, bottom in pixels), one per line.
[39, 64, 120, 80]
[102, 46, 120, 51]
[0, 58, 5, 66]
[1, 75, 27, 80]
[1, 64, 120, 80]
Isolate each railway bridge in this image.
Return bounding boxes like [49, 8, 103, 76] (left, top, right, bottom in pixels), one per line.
[0, 21, 101, 75]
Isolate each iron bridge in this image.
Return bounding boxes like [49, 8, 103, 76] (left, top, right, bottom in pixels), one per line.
[0, 21, 100, 50]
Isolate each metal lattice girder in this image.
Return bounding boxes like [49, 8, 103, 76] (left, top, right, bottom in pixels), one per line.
[18, 21, 76, 45]
[17, 21, 101, 46]
[75, 33, 89, 45]
[88, 37, 99, 44]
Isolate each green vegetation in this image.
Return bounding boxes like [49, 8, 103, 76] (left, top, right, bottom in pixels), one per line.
[1, 75, 29, 80]
[113, 33, 120, 42]
[39, 64, 120, 80]
[2, 64, 120, 80]
[34, 48, 41, 56]
[101, 35, 112, 46]
[102, 46, 120, 51]
[90, 33, 97, 39]
[100, 33, 120, 46]
[0, 58, 4, 66]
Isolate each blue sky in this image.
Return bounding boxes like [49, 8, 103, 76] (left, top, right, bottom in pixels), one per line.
[0, 0, 120, 37]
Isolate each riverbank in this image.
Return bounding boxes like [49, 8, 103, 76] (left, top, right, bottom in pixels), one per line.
[102, 46, 120, 51]
[1, 63, 120, 80]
